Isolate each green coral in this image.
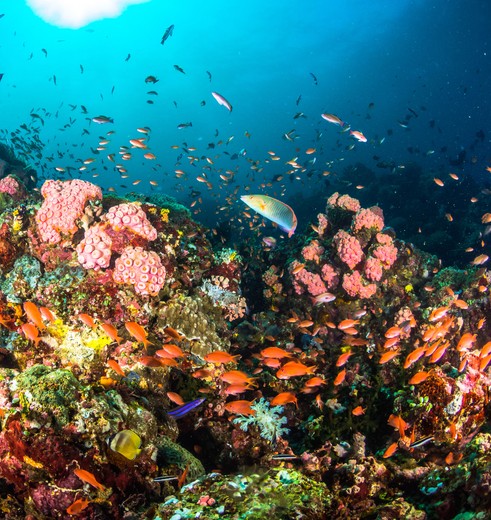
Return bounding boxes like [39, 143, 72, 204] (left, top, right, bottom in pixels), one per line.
[1, 255, 42, 302]
[156, 435, 205, 481]
[14, 365, 81, 428]
[155, 468, 330, 519]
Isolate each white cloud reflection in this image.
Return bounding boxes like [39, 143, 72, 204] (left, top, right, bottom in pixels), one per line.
[26, 0, 149, 28]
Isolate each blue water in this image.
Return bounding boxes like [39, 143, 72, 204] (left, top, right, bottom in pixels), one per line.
[1, 0, 490, 261]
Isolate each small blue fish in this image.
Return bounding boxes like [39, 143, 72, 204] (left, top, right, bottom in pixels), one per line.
[167, 398, 206, 419]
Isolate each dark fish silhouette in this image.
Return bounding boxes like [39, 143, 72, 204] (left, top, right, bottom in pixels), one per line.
[161, 24, 174, 45]
[206, 70, 212, 82]
[174, 64, 185, 74]
[124, 53, 131, 61]
[310, 72, 318, 85]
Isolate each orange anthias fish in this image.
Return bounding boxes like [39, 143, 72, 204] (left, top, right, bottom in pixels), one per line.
[240, 194, 297, 237]
[382, 442, 398, 458]
[224, 400, 255, 415]
[23, 302, 45, 330]
[125, 322, 152, 347]
[204, 351, 239, 364]
[260, 347, 293, 359]
[78, 313, 96, 329]
[276, 361, 315, 379]
[21, 323, 41, 346]
[100, 323, 122, 344]
[220, 370, 256, 386]
[270, 392, 298, 408]
[107, 359, 125, 377]
[66, 498, 90, 515]
[73, 468, 105, 491]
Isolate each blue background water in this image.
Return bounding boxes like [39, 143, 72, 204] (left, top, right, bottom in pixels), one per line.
[0, 0, 490, 258]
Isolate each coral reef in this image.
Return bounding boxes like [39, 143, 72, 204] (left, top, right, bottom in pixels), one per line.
[0, 179, 490, 519]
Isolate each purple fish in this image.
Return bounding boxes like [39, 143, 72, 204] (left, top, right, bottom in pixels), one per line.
[167, 398, 206, 419]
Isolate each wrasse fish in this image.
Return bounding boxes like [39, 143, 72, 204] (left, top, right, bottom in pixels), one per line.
[109, 429, 142, 460]
[167, 398, 206, 419]
[125, 321, 152, 347]
[92, 115, 113, 124]
[409, 435, 434, 449]
[321, 113, 344, 127]
[73, 468, 105, 491]
[350, 130, 367, 143]
[276, 361, 315, 379]
[271, 453, 299, 461]
[161, 24, 174, 45]
[23, 302, 45, 330]
[312, 292, 336, 305]
[224, 400, 255, 415]
[241, 194, 297, 237]
[211, 91, 233, 112]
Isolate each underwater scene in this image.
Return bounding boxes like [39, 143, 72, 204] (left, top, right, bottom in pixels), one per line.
[0, 0, 490, 518]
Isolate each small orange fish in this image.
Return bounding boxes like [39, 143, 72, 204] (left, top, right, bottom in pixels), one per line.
[292, 263, 306, 274]
[21, 323, 40, 346]
[66, 497, 90, 515]
[107, 359, 125, 377]
[379, 349, 400, 364]
[159, 344, 186, 359]
[453, 299, 468, 310]
[336, 351, 352, 367]
[333, 369, 346, 386]
[73, 468, 105, 491]
[204, 351, 239, 364]
[23, 302, 45, 330]
[164, 326, 185, 341]
[388, 414, 407, 437]
[298, 320, 314, 328]
[338, 319, 359, 331]
[276, 361, 315, 379]
[270, 392, 298, 408]
[39, 306, 56, 322]
[78, 313, 96, 329]
[125, 321, 152, 347]
[167, 392, 185, 406]
[456, 332, 476, 352]
[139, 356, 162, 367]
[315, 394, 324, 410]
[433, 177, 444, 187]
[304, 376, 326, 388]
[100, 323, 122, 344]
[221, 370, 256, 386]
[260, 347, 293, 359]
[408, 371, 429, 385]
[224, 400, 255, 416]
[384, 326, 402, 339]
[352, 405, 365, 416]
[382, 442, 398, 458]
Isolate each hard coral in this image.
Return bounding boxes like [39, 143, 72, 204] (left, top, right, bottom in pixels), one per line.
[76, 222, 112, 270]
[104, 202, 157, 241]
[35, 179, 102, 244]
[113, 245, 166, 296]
